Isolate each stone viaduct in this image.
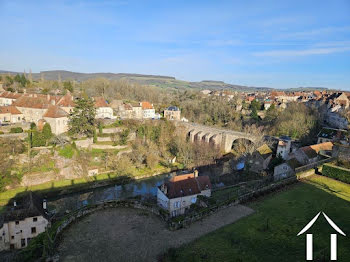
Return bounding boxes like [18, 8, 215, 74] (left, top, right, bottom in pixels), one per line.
[175, 122, 258, 153]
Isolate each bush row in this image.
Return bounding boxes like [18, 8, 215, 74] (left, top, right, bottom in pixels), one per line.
[322, 163, 350, 184]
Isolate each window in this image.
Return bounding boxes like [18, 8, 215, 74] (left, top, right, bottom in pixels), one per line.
[10, 244, 14, 250]
[21, 238, 26, 247]
[191, 197, 196, 204]
[31, 227, 36, 234]
[33, 217, 37, 222]
[15, 221, 19, 225]
[173, 201, 180, 208]
[11, 236, 14, 239]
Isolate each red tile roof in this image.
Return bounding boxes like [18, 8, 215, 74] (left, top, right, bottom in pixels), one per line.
[94, 97, 108, 107]
[57, 92, 75, 107]
[0, 91, 23, 99]
[141, 101, 153, 110]
[43, 105, 68, 118]
[0, 106, 22, 115]
[164, 175, 212, 199]
[13, 96, 51, 109]
[301, 142, 333, 159]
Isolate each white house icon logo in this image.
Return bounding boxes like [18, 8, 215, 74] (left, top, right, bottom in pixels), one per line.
[297, 212, 346, 261]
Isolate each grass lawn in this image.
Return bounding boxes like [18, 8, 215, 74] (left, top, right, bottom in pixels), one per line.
[165, 175, 350, 262]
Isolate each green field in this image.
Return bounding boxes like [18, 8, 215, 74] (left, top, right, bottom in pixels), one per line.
[164, 175, 350, 262]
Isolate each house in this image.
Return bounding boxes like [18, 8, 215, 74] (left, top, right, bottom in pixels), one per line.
[157, 171, 212, 217]
[94, 97, 114, 119]
[247, 144, 273, 174]
[131, 103, 143, 119]
[56, 91, 75, 114]
[164, 106, 181, 120]
[317, 127, 349, 145]
[276, 136, 292, 160]
[141, 101, 155, 119]
[0, 192, 49, 251]
[273, 158, 302, 181]
[264, 101, 273, 110]
[0, 91, 23, 106]
[292, 142, 333, 165]
[0, 106, 24, 124]
[201, 90, 212, 95]
[42, 105, 69, 135]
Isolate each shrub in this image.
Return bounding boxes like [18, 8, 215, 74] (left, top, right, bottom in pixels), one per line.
[322, 164, 350, 184]
[31, 131, 46, 147]
[10, 127, 23, 133]
[58, 144, 75, 159]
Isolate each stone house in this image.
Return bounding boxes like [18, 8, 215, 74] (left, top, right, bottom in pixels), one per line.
[0, 192, 49, 251]
[56, 91, 75, 114]
[131, 103, 143, 119]
[273, 158, 302, 181]
[292, 142, 333, 165]
[276, 136, 292, 160]
[247, 144, 273, 174]
[43, 105, 69, 135]
[0, 106, 24, 124]
[157, 171, 212, 217]
[0, 91, 23, 106]
[12, 94, 60, 124]
[164, 106, 181, 120]
[117, 103, 133, 119]
[141, 101, 156, 119]
[94, 97, 114, 119]
[317, 127, 348, 145]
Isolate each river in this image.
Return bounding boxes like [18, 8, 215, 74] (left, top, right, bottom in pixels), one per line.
[47, 172, 176, 215]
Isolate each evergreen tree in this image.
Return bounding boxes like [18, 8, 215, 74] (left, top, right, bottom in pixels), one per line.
[68, 97, 96, 137]
[42, 123, 53, 142]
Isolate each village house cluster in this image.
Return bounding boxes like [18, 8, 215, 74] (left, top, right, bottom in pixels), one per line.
[201, 89, 350, 129]
[0, 90, 183, 135]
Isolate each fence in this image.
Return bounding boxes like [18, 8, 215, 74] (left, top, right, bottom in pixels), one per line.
[169, 176, 297, 230]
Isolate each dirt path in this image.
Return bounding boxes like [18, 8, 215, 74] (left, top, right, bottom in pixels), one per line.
[58, 204, 254, 262]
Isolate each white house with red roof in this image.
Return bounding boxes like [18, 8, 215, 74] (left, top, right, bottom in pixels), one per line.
[94, 97, 114, 119]
[0, 106, 24, 124]
[157, 171, 212, 217]
[43, 105, 69, 135]
[141, 101, 156, 119]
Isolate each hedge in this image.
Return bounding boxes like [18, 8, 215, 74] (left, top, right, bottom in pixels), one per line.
[10, 127, 23, 133]
[322, 163, 350, 184]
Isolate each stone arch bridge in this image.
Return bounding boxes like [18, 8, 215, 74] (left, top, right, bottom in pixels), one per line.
[175, 122, 258, 153]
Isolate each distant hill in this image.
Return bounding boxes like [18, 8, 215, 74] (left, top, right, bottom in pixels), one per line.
[0, 70, 333, 92]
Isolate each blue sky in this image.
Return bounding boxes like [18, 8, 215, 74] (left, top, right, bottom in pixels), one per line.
[0, 0, 350, 90]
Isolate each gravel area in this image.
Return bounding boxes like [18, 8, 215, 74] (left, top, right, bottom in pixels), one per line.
[58, 204, 254, 262]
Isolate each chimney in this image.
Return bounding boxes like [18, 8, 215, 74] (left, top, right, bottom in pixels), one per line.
[43, 199, 47, 210]
[194, 170, 199, 177]
[13, 200, 17, 207]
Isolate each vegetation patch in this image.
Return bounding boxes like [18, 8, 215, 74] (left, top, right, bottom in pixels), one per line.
[163, 176, 350, 262]
[322, 163, 350, 184]
[58, 144, 75, 159]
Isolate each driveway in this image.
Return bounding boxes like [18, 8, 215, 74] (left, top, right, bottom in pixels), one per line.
[58, 204, 254, 262]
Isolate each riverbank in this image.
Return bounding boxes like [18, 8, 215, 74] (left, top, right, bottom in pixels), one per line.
[0, 164, 183, 208]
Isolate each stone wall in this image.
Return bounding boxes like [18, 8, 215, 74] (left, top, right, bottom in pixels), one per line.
[333, 144, 350, 162]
